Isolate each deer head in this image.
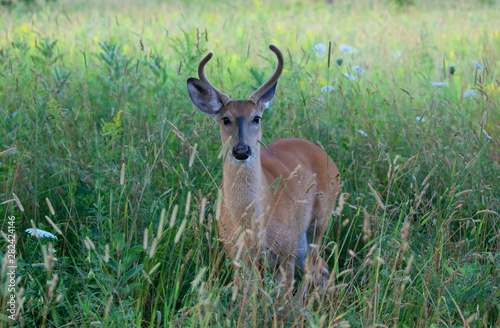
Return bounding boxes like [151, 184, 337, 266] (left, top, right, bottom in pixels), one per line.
[187, 45, 284, 163]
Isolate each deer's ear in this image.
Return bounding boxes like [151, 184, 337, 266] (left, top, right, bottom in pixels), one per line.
[257, 82, 277, 109]
[187, 78, 223, 116]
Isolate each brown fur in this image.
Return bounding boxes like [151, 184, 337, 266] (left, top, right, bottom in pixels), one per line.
[187, 45, 341, 295]
[216, 102, 341, 291]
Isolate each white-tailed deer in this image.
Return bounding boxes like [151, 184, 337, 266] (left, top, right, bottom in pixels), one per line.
[187, 45, 341, 295]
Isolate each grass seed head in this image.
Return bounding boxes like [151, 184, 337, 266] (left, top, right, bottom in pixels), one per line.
[45, 198, 55, 215]
[104, 244, 109, 263]
[189, 143, 197, 167]
[84, 239, 90, 250]
[13, 193, 24, 212]
[120, 163, 125, 185]
[368, 183, 385, 209]
[169, 205, 179, 228]
[85, 236, 96, 250]
[157, 208, 166, 237]
[362, 208, 372, 243]
[149, 238, 158, 258]
[199, 197, 207, 224]
[148, 263, 161, 276]
[44, 216, 62, 236]
[143, 228, 149, 250]
[174, 219, 187, 244]
[185, 191, 191, 217]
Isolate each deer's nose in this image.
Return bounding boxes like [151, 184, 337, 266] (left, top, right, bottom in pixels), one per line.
[232, 145, 251, 160]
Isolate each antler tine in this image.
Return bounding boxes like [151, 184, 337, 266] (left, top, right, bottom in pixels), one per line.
[249, 44, 284, 103]
[198, 52, 231, 106]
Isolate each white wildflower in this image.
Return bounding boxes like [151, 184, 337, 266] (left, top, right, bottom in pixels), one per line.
[432, 82, 447, 86]
[321, 85, 335, 92]
[313, 43, 327, 54]
[351, 66, 365, 75]
[472, 61, 483, 72]
[463, 89, 476, 98]
[26, 228, 58, 240]
[339, 44, 353, 54]
[344, 72, 356, 81]
[416, 116, 425, 123]
[482, 129, 493, 141]
[357, 129, 367, 136]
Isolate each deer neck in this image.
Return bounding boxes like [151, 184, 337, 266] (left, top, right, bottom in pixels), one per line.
[222, 150, 265, 228]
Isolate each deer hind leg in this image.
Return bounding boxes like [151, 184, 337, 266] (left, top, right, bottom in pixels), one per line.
[294, 228, 329, 302]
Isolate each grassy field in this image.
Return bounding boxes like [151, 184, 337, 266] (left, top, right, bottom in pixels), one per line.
[0, 0, 499, 326]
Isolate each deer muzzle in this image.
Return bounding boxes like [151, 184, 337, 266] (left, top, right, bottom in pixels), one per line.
[232, 145, 251, 160]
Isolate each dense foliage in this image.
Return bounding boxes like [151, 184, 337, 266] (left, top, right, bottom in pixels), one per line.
[0, 0, 499, 326]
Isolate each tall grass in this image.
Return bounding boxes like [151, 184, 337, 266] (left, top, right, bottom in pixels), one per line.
[0, 0, 499, 326]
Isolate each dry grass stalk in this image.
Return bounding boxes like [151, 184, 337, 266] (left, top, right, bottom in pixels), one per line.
[400, 221, 411, 256]
[368, 183, 385, 209]
[463, 314, 476, 327]
[404, 254, 414, 275]
[455, 189, 473, 198]
[386, 153, 392, 180]
[362, 208, 372, 243]
[48, 273, 58, 298]
[421, 165, 437, 187]
[414, 183, 430, 210]
[12, 192, 24, 212]
[44, 216, 62, 236]
[188, 143, 197, 167]
[218, 136, 232, 159]
[0, 147, 16, 156]
[232, 232, 246, 267]
[165, 119, 187, 143]
[400, 154, 418, 171]
[104, 295, 113, 319]
[215, 189, 223, 221]
[336, 192, 347, 217]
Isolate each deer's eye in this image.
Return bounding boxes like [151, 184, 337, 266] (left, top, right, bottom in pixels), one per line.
[252, 116, 261, 124]
[222, 117, 231, 125]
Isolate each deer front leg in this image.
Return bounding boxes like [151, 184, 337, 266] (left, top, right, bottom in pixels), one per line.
[283, 257, 296, 297]
[273, 255, 296, 297]
[311, 253, 330, 289]
[275, 257, 296, 320]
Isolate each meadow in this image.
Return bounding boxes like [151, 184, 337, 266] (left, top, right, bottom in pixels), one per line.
[0, 0, 499, 326]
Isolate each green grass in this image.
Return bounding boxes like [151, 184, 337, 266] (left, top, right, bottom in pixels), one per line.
[0, 0, 499, 326]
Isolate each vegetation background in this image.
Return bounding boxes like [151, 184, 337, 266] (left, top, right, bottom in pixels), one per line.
[0, 0, 499, 326]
